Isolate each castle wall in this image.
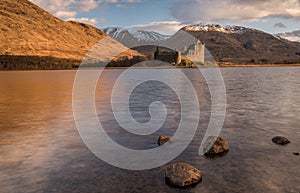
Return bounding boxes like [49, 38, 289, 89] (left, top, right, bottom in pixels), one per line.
[154, 48, 181, 65]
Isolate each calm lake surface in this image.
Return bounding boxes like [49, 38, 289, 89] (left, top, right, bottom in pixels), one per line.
[0, 67, 299, 193]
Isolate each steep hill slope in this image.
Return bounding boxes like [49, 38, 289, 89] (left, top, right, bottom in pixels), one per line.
[0, 0, 144, 70]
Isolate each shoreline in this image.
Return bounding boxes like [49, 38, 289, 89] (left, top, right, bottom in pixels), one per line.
[218, 63, 300, 67]
[1, 63, 300, 71]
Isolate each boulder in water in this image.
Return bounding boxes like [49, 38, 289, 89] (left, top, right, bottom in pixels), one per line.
[165, 163, 202, 188]
[158, 136, 171, 146]
[203, 136, 229, 156]
[272, 136, 291, 145]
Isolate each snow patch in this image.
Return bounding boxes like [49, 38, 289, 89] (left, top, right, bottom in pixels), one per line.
[183, 24, 258, 34]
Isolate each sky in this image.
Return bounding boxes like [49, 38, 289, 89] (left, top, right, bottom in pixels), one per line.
[29, 0, 300, 35]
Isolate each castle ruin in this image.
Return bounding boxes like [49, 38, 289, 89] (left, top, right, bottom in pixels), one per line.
[154, 47, 181, 65]
[153, 38, 205, 66]
[183, 38, 205, 65]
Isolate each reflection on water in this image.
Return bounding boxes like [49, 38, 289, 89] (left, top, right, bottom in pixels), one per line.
[0, 68, 299, 193]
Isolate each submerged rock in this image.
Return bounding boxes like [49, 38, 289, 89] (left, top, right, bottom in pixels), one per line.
[272, 136, 291, 145]
[203, 136, 229, 156]
[158, 136, 171, 146]
[165, 163, 202, 188]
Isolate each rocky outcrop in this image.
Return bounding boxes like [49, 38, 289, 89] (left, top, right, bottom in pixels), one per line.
[203, 136, 229, 156]
[272, 136, 291, 145]
[158, 136, 171, 146]
[165, 163, 202, 188]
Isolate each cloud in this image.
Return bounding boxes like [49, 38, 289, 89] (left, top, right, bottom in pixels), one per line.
[30, 0, 77, 13]
[55, 11, 77, 18]
[278, 30, 300, 42]
[74, 0, 99, 12]
[120, 0, 141, 2]
[133, 21, 186, 35]
[67, 17, 99, 25]
[116, 3, 133, 8]
[29, 0, 142, 17]
[171, 0, 300, 23]
[116, 4, 127, 8]
[274, 22, 287, 28]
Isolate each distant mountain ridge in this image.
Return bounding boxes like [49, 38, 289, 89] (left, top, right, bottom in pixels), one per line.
[183, 24, 259, 34]
[103, 27, 171, 43]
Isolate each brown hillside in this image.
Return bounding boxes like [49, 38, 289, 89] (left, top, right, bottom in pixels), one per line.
[0, 0, 144, 70]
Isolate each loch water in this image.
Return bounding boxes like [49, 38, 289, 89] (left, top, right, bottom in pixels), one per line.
[0, 67, 299, 193]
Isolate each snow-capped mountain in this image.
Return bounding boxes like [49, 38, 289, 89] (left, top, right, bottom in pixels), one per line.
[103, 27, 171, 43]
[276, 30, 300, 42]
[181, 23, 300, 64]
[183, 24, 259, 34]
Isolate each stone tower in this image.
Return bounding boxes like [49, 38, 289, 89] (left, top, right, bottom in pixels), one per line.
[186, 38, 205, 65]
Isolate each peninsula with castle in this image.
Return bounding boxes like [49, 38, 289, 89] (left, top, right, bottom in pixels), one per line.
[153, 39, 206, 67]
